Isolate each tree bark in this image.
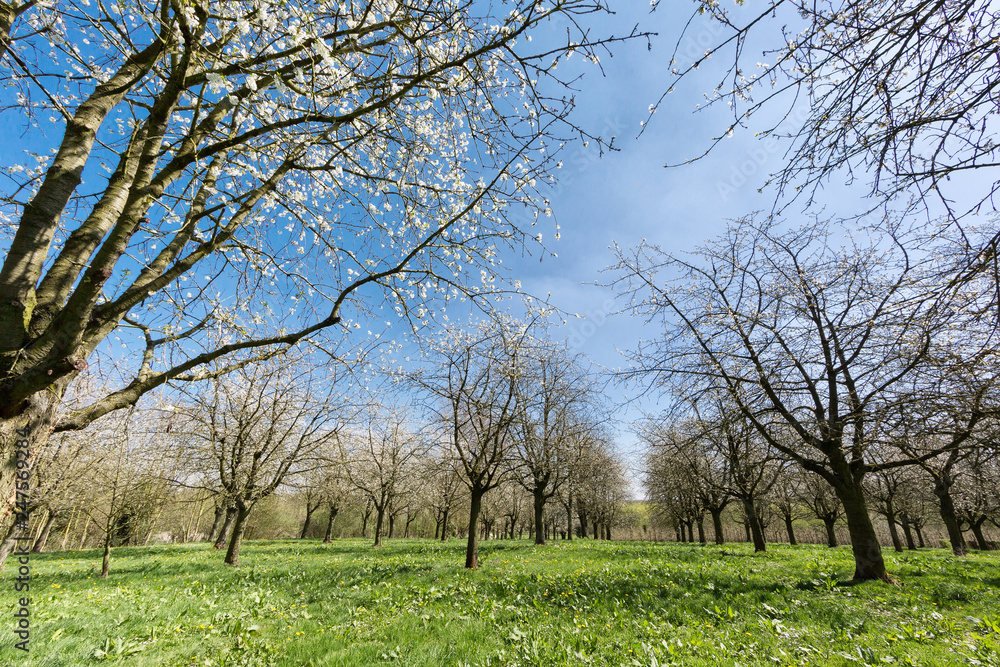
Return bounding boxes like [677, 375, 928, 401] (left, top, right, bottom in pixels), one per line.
[834, 481, 889, 581]
[885, 513, 903, 553]
[31, 511, 55, 553]
[566, 493, 573, 542]
[742, 498, 766, 552]
[388, 512, 395, 539]
[915, 524, 925, 548]
[969, 519, 992, 551]
[696, 515, 706, 544]
[224, 503, 253, 566]
[933, 480, 967, 556]
[213, 506, 236, 550]
[533, 489, 546, 545]
[578, 510, 588, 539]
[440, 507, 449, 542]
[900, 515, 916, 550]
[710, 508, 725, 545]
[373, 505, 385, 547]
[323, 507, 338, 543]
[783, 514, 797, 545]
[465, 487, 484, 569]
[100, 535, 111, 578]
[299, 504, 316, 539]
[207, 505, 226, 543]
[823, 516, 838, 547]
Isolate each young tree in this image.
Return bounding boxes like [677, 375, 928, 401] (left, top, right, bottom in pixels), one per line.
[411, 318, 527, 568]
[173, 360, 340, 565]
[0, 0, 645, 507]
[342, 405, 426, 548]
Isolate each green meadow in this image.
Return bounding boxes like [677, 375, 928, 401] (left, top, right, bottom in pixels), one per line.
[5, 539, 1000, 666]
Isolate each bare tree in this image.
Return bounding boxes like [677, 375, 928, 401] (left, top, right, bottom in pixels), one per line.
[341, 405, 426, 548]
[612, 217, 986, 580]
[173, 359, 340, 565]
[411, 319, 528, 568]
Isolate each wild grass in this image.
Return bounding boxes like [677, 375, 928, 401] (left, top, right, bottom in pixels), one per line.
[6, 539, 1000, 666]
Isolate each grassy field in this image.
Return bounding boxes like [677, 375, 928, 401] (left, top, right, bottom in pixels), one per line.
[3, 539, 1000, 666]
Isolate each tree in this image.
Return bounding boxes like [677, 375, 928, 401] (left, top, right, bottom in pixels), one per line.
[342, 405, 427, 548]
[411, 318, 527, 568]
[0, 0, 645, 507]
[511, 340, 596, 545]
[612, 217, 980, 580]
[796, 473, 844, 548]
[173, 359, 339, 565]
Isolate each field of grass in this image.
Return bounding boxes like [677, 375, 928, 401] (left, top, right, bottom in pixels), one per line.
[4, 539, 1000, 666]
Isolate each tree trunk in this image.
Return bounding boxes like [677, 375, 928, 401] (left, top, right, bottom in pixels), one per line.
[388, 512, 396, 539]
[885, 512, 903, 553]
[710, 508, 725, 545]
[323, 507, 339, 543]
[373, 505, 385, 547]
[915, 524, 925, 548]
[361, 507, 371, 538]
[834, 480, 889, 581]
[224, 504, 253, 566]
[31, 511, 55, 553]
[605, 524, 612, 541]
[742, 517, 751, 543]
[578, 511, 588, 539]
[533, 489, 546, 545]
[783, 514, 797, 545]
[933, 479, 967, 556]
[213, 506, 236, 550]
[566, 492, 573, 541]
[465, 487, 484, 569]
[207, 505, 226, 543]
[100, 535, 111, 578]
[970, 519, 992, 551]
[440, 507, 449, 542]
[696, 515, 706, 544]
[899, 515, 916, 550]
[742, 498, 766, 552]
[299, 505, 316, 539]
[823, 516, 838, 547]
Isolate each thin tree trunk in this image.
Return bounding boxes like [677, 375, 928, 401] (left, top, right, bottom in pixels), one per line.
[578, 510, 588, 539]
[533, 489, 546, 545]
[100, 535, 111, 578]
[440, 507, 449, 542]
[783, 514, 797, 545]
[323, 507, 339, 543]
[566, 492, 573, 541]
[885, 511, 903, 553]
[900, 515, 916, 550]
[207, 505, 226, 543]
[823, 517, 838, 547]
[388, 512, 396, 539]
[915, 524, 926, 548]
[78, 516, 90, 549]
[465, 487, 484, 569]
[933, 480, 967, 556]
[213, 506, 236, 550]
[710, 508, 725, 545]
[299, 505, 316, 539]
[31, 512, 56, 553]
[970, 519, 992, 551]
[224, 504, 253, 566]
[60, 508, 77, 551]
[742, 498, 766, 552]
[373, 505, 385, 547]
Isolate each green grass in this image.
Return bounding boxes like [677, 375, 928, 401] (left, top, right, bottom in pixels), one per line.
[4, 539, 1000, 666]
